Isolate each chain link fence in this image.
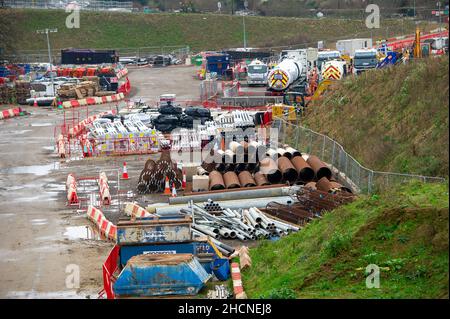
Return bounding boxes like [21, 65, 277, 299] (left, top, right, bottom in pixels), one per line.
[277, 119, 446, 194]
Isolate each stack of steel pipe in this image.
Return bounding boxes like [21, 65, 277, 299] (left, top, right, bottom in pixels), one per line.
[291, 156, 315, 183]
[306, 155, 332, 180]
[223, 171, 241, 189]
[257, 157, 282, 184]
[209, 170, 226, 190]
[277, 156, 298, 184]
[187, 204, 298, 243]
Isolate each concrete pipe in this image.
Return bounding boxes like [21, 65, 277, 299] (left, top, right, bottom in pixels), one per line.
[305, 182, 317, 190]
[238, 171, 257, 187]
[278, 156, 298, 183]
[307, 155, 332, 180]
[229, 141, 244, 155]
[209, 170, 226, 190]
[234, 162, 248, 174]
[285, 147, 301, 158]
[197, 166, 209, 176]
[316, 177, 333, 192]
[248, 141, 266, 163]
[265, 148, 279, 160]
[291, 156, 315, 183]
[224, 149, 235, 164]
[258, 158, 282, 184]
[240, 141, 249, 153]
[277, 148, 290, 159]
[223, 171, 241, 189]
[254, 171, 270, 186]
[215, 162, 227, 173]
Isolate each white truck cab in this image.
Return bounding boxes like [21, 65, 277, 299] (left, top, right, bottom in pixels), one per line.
[247, 59, 269, 86]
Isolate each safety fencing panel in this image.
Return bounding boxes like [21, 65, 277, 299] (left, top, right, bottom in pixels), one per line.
[278, 120, 446, 194]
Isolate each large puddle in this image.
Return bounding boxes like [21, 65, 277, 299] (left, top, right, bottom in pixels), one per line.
[0, 163, 60, 176]
[63, 225, 102, 240]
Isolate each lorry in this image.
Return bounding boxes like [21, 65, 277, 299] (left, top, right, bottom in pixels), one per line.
[353, 49, 378, 74]
[267, 48, 318, 93]
[317, 50, 341, 73]
[246, 59, 269, 86]
[336, 38, 373, 57]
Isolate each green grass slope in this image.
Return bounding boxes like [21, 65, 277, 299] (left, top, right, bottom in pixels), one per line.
[0, 9, 435, 54]
[303, 56, 449, 177]
[242, 181, 449, 298]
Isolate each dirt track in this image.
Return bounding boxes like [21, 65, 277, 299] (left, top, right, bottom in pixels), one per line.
[0, 66, 200, 298]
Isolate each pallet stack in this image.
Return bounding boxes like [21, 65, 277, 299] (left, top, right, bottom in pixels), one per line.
[57, 81, 100, 100]
[15, 81, 31, 104]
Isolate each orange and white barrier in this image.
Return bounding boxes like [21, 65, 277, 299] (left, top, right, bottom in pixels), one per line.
[66, 174, 79, 204]
[98, 172, 111, 206]
[62, 93, 124, 109]
[86, 205, 117, 241]
[231, 262, 247, 299]
[124, 202, 152, 218]
[0, 107, 24, 120]
[57, 134, 66, 158]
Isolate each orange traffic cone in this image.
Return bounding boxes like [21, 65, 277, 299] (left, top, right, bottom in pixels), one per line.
[33, 96, 38, 107]
[171, 183, 177, 197]
[163, 177, 171, 195]
[182, 169, 187, 190]
[121, 162, 129, 179]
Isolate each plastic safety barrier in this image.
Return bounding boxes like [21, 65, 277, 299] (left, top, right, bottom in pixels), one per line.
[98, 172, 111, 206]
[66, 174, 79, 205]
[62, 93, 124, 109]
[124, 202, 152, 218]
[86, 205, 117, 241]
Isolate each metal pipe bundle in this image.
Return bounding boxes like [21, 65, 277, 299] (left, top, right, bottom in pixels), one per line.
[306, 155, 332, 180]
[278, 156, 298, 183]
[223, 171, 241, 189]
[209, 170, 225, 190]
[291, 156, 315, 183]
[258, 157, 282, 184]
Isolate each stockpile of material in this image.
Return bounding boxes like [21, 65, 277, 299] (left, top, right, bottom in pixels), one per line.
[0, 84, 15, 104]
[14, 81, 31, 104]
[264, 184, 355, 226]
[136, 148, 182, 194]
[57, 81, 100, 100]
[187, 204, 299, 241]
[153, 104, 213, 133]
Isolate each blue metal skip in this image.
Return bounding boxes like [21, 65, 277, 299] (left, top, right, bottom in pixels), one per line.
[113, 253, 211, 297]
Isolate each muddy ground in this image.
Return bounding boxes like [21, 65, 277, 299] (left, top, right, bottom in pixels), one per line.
[0, 66, 201, 298]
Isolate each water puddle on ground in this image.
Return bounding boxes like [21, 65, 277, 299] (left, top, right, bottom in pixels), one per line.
[31, 218, 48, 226]
[29, 123, 53, 127]
[0, 162, 60, 176]
[63, 225, 102, 240]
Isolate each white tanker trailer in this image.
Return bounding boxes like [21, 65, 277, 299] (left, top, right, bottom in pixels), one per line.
[267, 58, 303, 91]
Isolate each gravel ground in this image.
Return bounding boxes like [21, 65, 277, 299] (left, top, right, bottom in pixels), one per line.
[0, 65, 201, 298]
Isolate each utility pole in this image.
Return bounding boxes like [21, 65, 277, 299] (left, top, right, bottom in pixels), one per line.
[37, 28, 57, 96]
[243, 12, 247, 49]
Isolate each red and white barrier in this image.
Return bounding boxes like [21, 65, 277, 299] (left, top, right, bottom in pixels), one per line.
[57, 134, 66, 158]
[62, 93, 125, 109]
[98, 172, 111, 206]
[0, 107, 24, 120]
[124, 202, 152, 218]
[231, 262, 247, 299]
[66, 174, 79, 205]
[86, 205, 117, 241]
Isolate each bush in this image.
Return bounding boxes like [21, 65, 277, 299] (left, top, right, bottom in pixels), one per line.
[325, 233, 352, 258]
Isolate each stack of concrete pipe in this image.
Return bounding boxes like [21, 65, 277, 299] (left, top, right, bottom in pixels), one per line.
[188, 204, 299, 243]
